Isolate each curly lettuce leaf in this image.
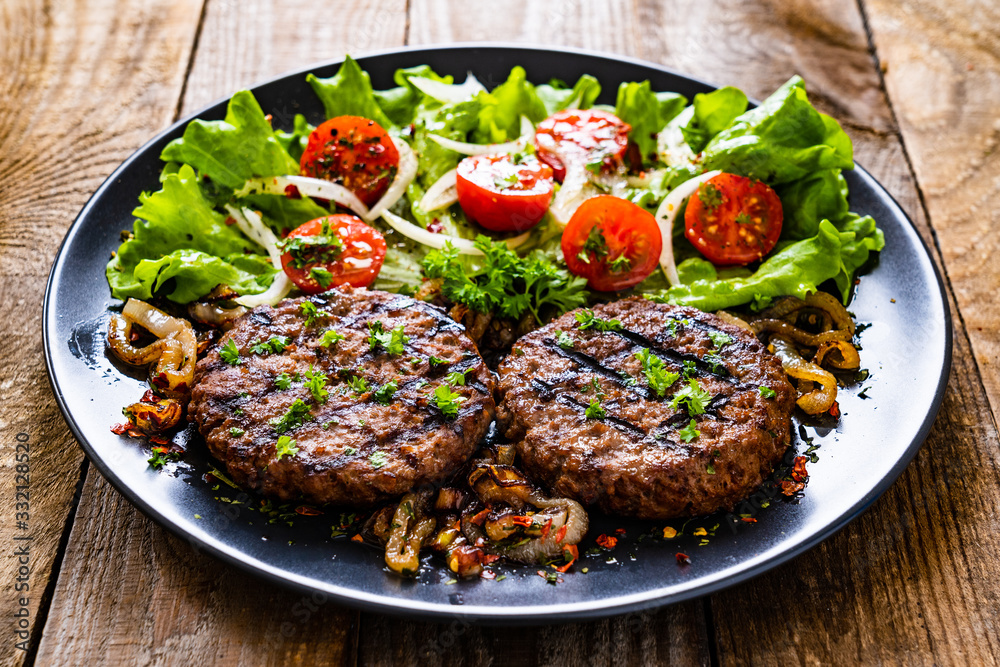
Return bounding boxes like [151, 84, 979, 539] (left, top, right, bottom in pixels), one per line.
[536, 75, 602, 116]
[373, 65, 454, 126]
[831, 213, 885, 300]
[473, 66, 548, 143]
[241, 193, 328, 235]
[160, 91, 298, 190]
[274, 113, 314, 162]
[652, 220, 847, 310]
[106, 165, 275, 303]
[679, 86, 748, 154]
[307, 56, 394, 128]
[775, 169, 850, 239]
[614, 81, 687, 163]
[701, 76, 853, 184]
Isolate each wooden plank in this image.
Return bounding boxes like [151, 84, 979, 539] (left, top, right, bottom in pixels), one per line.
[33, 0, 407, 664]
[863, 0, 1000, 431]
[0, 1, 204, 664]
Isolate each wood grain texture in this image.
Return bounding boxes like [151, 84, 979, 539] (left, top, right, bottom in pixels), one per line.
[0, 0, 204, 664]
[33, 0, 407, 665]
[864, 0, 1000, 428]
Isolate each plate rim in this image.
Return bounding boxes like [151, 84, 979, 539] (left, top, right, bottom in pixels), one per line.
[43, 43, 953, 624]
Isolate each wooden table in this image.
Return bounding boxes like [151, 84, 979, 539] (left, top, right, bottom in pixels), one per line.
[3, 0, 998, 664]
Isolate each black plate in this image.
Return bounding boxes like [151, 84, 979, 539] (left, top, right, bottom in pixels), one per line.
[43, 45, 951, 623]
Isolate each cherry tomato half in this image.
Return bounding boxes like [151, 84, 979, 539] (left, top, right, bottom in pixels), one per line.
[534, 109, 631, 182]
[684, 173, 784, 265]
[300, 116, 399, 207]
[279, 215, 387, 293]
[561, 195, 662, 292]
[455, 154, 554, 232]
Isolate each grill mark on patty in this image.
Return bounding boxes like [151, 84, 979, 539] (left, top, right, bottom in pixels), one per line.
[543, 339, 655, 399]
[557, 394, 650, 439]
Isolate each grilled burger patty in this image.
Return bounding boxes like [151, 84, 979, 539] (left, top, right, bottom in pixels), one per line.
[496, 297, 796, 519]
[188, 287, 496, 507]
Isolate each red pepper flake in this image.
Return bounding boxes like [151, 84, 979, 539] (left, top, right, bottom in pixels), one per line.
[510, 515, 533, 528]
[295, 506, 324, 516]
[781, 480, 805, 496]
[140, 388, 161, 403]
[614, 528, 627, 536]
[828, 401, 841, 418]
[148, 435, 170, 446]
[540, 517, 553, 539]
[470, 508, 490, 526]
[552, 544, 579, 573]
[791, 456, 809, 482]
[741, 517, 757, 523]
[480, 569, 497, 580]
[111, 422, 132, 435]
[284, 184, 302, 199]
[350, 534, 364, 543]
[427, 219, 444, 234]
[596, 534, 618, 549]
[224, 216, 237, 226]
[676, 552, 691, 566]
[554, 524, 568, 543]
[481, 554, 500, 565]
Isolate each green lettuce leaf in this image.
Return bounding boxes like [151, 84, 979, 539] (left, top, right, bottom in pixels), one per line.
[614, 81, 687, 163]
[106, 165, 275, 303]
[831, 213, 885, 300]
[160, 91, 298, 189]
[652, 220, 846, 310]
[702, 76, 853, 185]
[274, 113, 314, 162]
[241, 193, 329, 235]
[307, 56, 393, 127]
[373, 65, 454, 126]
[536, 75, 602, 115]
[775, 169, 849, 239]
[473, 66, 548, 143]
[679, 86, 748, 154]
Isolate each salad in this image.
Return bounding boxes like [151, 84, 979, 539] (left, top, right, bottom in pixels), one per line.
[106, 56, 884, 325]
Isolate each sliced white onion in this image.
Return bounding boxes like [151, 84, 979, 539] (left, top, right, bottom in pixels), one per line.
[625, 168, 664, 189]
[549, 162, 601, 226]
[654, 170, 722, 286]
[234, 175, 370, 219]
[364, 137, 417, 222]
[418, 168, 458, 212]
[380, 210, 530, 255]
[225, 205, 293, 307]
[409, 72, 486, 104]
[428, 115, 534, 156]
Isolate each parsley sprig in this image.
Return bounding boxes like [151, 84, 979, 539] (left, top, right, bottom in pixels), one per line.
[250, 335, 290, 355]
[433, 384, 465, 419]
[678, 419, 700, 443]
[372, 379, 398, 405]
[585, 397, 606, 419]
[422, 236, 588, 326]
[270, 398, 312, 433]
[304, 365, 329, 403]
[219, 339, 241, 365]
[367, 321, 408, 356]
[635, 349, 680, 397]
[275, 435, 299, 459]
[575, 309, 623, 332]
[319, 329, 345, 348]
[669, 379, 713, 416]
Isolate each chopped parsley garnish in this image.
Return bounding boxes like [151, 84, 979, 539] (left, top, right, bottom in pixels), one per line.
[347, 375, 370, 395]
[577, 225, 609, 265]
[493, 172, 519, 190]
[704, 352, 726, 374]
[304, 365, 329, 403]
[369, 451, 389, 469]
[147, 448, 178, 470]
[608, 254, 632, 273]
[555, 329, 575, 349]
[310, 267, 334, 289]
[445, 370, 467, 386]
[229, 427, 245, 437]
[682, 359, 698, 379]
[669, 379, 713, 416]
[319, 329, 345, 348]
[664, 319, 680, 337]
[735, 212, 752, 225]
[274, 435, 299, 459]
[422, 236, 588, 326]
[706, 463, 716, 475]
[219, 339, 241, 365]
[343, 447, 356, 455]
[428, 356, 448, 367]
[678, 419, 700, 443]
[585, 397, 606, 419]
[275, 372, 293, 390]
[433, 384, 465, 419]
[322, 418, 338, 429]
[635, 348, 680, 397]
[299, 301, 328, 327]
[276, 221, 344, 269]
[584, 158, 604, 175]
[698, 181, 723, 210]
[270, 398, 312, 433]
[575, 308, 623, 332]
[250, 335, 290, 355]
[759, 386, 777, 399]
[372, 379, 398, 405]
[708, 331, 733, 348]
[367, 320, 408, 356]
